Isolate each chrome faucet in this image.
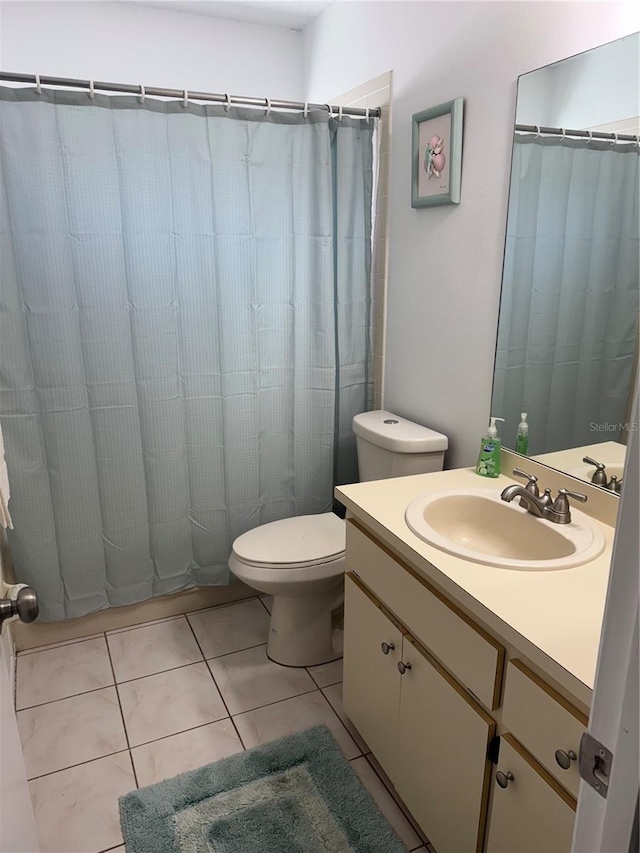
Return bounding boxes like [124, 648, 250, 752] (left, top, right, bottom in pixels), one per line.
[501, 469, 587, 524]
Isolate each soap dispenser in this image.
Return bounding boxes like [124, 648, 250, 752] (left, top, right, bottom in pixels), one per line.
[516, 413, 529, 455]
[475, 416, 505, 478]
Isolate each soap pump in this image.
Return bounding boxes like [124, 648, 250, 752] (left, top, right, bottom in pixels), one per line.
[475, 416, 505, 478]
[516, 413, 529, 455]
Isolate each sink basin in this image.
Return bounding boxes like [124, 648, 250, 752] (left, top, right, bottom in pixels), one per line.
[405, 488, 605, 570]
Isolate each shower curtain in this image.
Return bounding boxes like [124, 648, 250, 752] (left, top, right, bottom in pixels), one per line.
[0, 87, 374, 621]
[493, 134, 639, 455]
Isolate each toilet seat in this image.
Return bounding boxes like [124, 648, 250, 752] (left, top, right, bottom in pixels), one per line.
[231, 512, 345, 570]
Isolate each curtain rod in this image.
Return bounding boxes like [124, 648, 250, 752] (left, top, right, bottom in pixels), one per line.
[515, 123, 639, 143]
[0, 71, 381, 119]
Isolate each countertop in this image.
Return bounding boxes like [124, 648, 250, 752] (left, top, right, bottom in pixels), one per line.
[335, 467, 615, 709]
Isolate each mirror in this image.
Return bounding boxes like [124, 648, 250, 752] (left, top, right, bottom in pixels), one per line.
[492, 33, 639, 493]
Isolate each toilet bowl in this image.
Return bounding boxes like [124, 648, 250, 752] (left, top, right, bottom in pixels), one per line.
[229, 512, 346, 667]
[229, 410, 448, 667]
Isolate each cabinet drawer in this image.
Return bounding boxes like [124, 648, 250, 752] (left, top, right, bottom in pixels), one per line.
[346, 520, 504, 710]
[486, 734, 575, 853]
[502, 660, 587, 798]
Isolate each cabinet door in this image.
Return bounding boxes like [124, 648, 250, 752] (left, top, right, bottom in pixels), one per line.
[394, 634, 495, 853]
[486, 734, 576, 853]
[343, 573, 402, 779]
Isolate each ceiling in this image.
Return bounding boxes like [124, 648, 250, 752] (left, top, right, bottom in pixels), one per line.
[133, 1, 334, 30]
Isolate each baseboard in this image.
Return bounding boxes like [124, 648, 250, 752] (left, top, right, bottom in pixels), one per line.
[12, 581, 256, 651]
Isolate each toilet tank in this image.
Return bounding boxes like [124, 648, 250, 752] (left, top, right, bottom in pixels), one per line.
[353, 410, 448, 481]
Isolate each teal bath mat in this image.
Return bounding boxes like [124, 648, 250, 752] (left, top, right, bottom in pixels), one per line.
[119, 724, 407, 852]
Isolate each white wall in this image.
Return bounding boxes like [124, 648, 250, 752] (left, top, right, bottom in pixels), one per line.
[0, 1, 303, 100]
[303, 2, 640, 467]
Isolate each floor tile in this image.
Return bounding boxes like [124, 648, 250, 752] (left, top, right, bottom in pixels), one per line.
[350, 756, 423, 851]
[118, 662, 228, 747]
[207, 644, 315, 715]
[18, 633, 105, 656]
[233, 690, 361, 760]
[187, 599, 270, 658]
[16, 637, 114, 710]
[106, 616, 202, 682]
[131, 718, 244, 788]
[322, 682, 369, 755]
[29, 752, 135, 853]
[259, 595, 273, 613]
[308, 656, 343, 688]
[17, 687, 127, 779]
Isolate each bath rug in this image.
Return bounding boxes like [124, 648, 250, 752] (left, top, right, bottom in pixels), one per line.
[119, 724, 407, 852]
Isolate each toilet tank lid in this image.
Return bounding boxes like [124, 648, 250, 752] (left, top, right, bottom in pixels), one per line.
[232, 512, 346, 566]
[353, 410, 448, 453]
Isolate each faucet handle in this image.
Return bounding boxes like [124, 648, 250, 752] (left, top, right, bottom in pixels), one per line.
[547, 488, 587, 524]
[558, 488, 588, 503]
[512, 468, 539, 496]
[583, 457, 608, 486]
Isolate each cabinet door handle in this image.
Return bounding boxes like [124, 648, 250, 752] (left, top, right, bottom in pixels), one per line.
[397, 661, 411, 675]
[496, 771, 515, 789]
[555, 749, 577, 770]
[381, 642, 395, 655]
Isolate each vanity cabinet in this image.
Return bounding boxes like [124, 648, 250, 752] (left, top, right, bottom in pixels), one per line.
[342, 519, 587, 853]
[486, 735, 576, 853]
[344, 574, 496, 853]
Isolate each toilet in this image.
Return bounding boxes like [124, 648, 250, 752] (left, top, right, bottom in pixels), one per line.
[229, 410, 448, 667]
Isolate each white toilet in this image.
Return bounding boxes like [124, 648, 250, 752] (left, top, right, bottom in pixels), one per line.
[229, 410, 448, 667]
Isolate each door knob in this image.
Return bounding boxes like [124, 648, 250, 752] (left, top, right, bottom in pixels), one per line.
[381, 642, 395, 655]
[397, 661, 411, 675]
[0, 587, 39, 626]
[555, 749, 577, 770]
[496, 770, 515, 789]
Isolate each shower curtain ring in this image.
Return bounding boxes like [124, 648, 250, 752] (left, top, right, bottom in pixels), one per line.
[35, 74, 42, 95]
[183, 89, 189, 108]
[224, 93, 231, 112]
[559, 128, 566, 141]
[585, 130, 593, 143]
[303, 102, 309, 118]
[338, 105, 343, 122]
[534, 125, 541, 138]
[610, 132, 618, 145]
[88, 79, 95, 100]
[365, 107, 370, 124]
[139, 84, 145, 104]
[326, 104, 333, 118]
[264, 98, 271, 116]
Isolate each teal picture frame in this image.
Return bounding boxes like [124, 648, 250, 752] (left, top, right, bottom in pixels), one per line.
[411, 98, 464, 208]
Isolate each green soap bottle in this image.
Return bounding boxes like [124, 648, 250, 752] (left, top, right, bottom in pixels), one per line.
[475, 416, 505, 478]
[516, 412, 529, 455]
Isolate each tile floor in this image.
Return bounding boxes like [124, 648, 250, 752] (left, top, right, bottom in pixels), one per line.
[15, 595, 433, 853]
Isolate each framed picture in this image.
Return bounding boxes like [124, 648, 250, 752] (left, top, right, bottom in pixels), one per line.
[411, 98, 463, 208]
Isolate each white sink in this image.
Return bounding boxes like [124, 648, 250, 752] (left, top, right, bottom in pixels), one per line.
[405, 488, 605, 570]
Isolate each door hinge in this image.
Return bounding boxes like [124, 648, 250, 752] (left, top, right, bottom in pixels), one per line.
[579, 732, 613, 799]
[487, 735, 501, 765]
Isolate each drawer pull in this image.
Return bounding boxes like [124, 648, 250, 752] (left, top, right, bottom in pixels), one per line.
[555, 749, 577, 770]
[496, 771, 514, 789]
[381, 642, 395, 655]
[397, 661, 412, 675]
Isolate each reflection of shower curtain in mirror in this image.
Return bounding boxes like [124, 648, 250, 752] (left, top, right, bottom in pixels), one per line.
[0, 89, 373, 621]
[493, 135, 639, 455]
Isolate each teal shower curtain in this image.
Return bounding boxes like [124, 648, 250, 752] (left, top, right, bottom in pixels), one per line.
[0, 87, 373, 621]
[493, 135, 639, 454]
